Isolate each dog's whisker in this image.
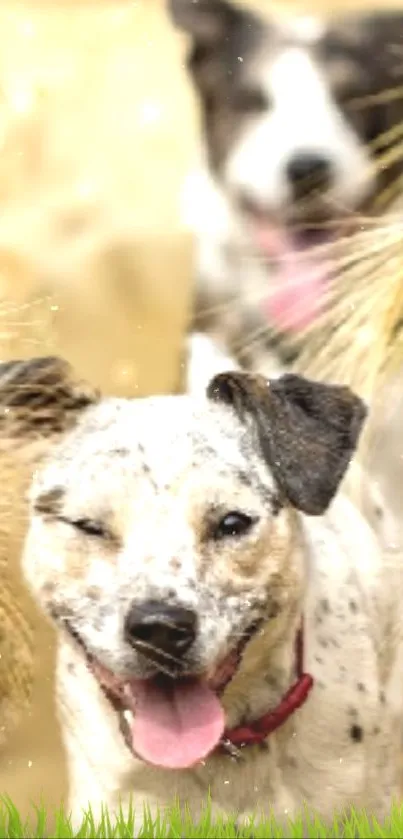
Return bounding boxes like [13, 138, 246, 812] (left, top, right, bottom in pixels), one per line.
[222, 228, 401, 358]
[372, 135, 403, 176]
[235, 245, 396, 360]
[366, 114, 403, 152]
[195, 289, 267, 321]
[372, 168, 403, 210]
[347, 82, 403, 111]
[247, 223, 403, 274]
[298, 277, 399, 389]
[300, 283, 394, 352]
[196, 213, 403, 333]
[234, 323, 277, 359]
[128, 639, 188, 671]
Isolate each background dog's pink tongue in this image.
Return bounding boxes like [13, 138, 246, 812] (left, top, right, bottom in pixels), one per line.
[255, 226, 328, 332]
[129, 679, 225, 769]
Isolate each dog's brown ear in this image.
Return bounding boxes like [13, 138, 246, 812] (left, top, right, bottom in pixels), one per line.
[170, 0, 240, 48]
[0, 356, 100, 454]
[207, 371, 367, 516]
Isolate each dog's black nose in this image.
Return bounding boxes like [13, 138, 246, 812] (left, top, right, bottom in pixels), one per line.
[124, 600, 197, 661]
[286, 152, 333, 197]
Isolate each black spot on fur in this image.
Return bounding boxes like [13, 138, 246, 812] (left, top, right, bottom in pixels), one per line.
[350, 724, 363, 743]
[357, 682, 366, 693]
[379, 690, 386, 705]
[349, 600, 358, 613]
[267, 600, 281, 620]
[110, 447, 129, 458]
[234, 468, 281, 508]
[258, 740, 270, 752]
[320, 598, 330, 614]
[34, 486, 65, 517]
[271, 494, 284, 516]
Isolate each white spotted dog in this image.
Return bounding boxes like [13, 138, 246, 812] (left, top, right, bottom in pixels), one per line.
[3, 356, 402, 830]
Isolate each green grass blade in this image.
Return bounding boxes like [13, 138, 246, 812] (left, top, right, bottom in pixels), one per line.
[0, 797, 402, 837]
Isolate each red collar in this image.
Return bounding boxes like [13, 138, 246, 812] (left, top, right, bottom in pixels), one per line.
[219, 625, 314, 757]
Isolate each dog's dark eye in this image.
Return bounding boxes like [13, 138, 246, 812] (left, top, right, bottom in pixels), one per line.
[213, 512, 256, 540]
[231, 87, 269, 114]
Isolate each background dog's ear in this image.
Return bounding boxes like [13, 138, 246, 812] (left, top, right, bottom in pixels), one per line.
[0, 356, 100, 457]
[169, 0, 240, 49]
[207, 371, 367, 515]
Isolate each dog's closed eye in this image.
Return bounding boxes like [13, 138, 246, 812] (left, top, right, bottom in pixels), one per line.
[57, 516, 109, 540]
[210, 511, 258, 541]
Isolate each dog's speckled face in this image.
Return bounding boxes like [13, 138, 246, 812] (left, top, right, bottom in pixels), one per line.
[1, 357, 365, 769]
[26, 392, 292, 681]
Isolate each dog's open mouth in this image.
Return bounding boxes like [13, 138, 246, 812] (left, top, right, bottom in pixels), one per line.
[241, 199, 347, 334]
[254, 220, 337, 334]
[64, 622, 254, 770]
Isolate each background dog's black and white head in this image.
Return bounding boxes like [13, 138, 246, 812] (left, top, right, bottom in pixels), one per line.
[171, 0, 403, 335]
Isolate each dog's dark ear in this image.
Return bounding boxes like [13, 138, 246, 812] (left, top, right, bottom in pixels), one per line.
[0, 356, 100, 455]
[207, 371, 367, 516]
[170, 0, 240, 49]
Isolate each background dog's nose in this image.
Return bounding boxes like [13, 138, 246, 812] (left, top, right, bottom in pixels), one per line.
[286, 152, 333, 197]
[124, 600, 197, 660]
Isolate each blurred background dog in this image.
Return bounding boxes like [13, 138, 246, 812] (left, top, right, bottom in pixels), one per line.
[173, 0, 403, 373]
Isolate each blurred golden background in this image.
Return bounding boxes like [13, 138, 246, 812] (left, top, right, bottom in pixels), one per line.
[1, 0, 403, 822]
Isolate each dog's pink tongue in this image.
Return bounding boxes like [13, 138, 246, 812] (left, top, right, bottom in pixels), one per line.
[255, 226, 329, 333]
[128, 679, 225, 769]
